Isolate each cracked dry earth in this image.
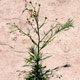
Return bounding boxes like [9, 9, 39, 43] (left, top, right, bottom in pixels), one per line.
[0, 0, 80, 80]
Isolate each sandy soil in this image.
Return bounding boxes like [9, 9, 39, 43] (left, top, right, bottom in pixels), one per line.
[0, 0, 80, 80]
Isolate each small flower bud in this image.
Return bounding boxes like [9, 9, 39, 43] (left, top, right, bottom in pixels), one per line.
[56, 18, 58, 20]
[38, 4, 41, 7]
[29, 1, 32, 4]
[28, 21, 30, 23]
[45, 17, 47, 19]
[26, 18, 29, 20]
[32, 19, 34, 22]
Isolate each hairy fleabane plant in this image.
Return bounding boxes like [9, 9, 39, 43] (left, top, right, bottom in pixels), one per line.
[7, 1, 73, 80]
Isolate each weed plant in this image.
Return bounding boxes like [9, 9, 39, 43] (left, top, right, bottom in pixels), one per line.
[7, 1, 73, 80]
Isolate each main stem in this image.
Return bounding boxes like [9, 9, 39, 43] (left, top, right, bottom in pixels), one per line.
[35, 16, 41, 79]
[35, 15, 40, 54]
[37, 23, 40, 54]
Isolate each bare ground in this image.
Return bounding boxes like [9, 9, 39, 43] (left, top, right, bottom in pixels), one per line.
[0, 0, 80, 80]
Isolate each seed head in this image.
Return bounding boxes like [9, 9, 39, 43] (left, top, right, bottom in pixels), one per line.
[45, 17, 47, 19]
[29, 1, 32, 4]
[38, 4, 41, 7]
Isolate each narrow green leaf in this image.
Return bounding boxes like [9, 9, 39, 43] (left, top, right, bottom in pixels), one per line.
[9, 29, 17, 33]
[42, 55, 52, 60]
[23, 64, 32, 67]
[40, 41, 48, 50]
[29, 9, 33, 12]
[6, 23, 10, 25]
[55, 19, 73, 35]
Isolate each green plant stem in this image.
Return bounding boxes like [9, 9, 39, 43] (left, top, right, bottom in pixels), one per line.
[34, 13, 42, 79]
